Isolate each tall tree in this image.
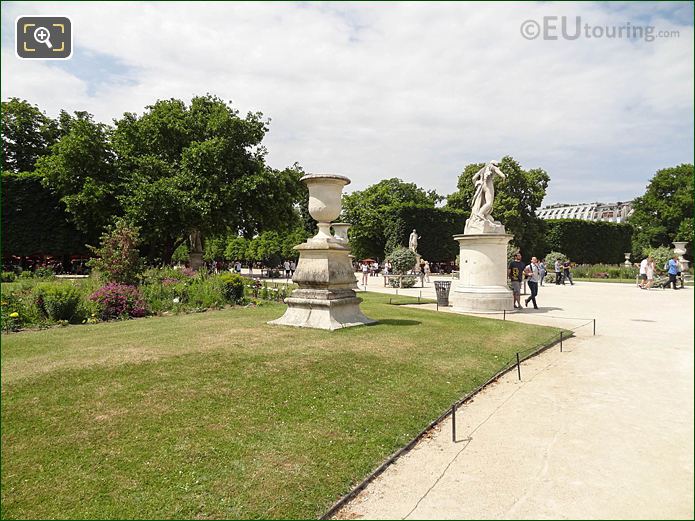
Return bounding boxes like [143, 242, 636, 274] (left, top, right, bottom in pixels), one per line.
[342, 178, 441, 260]
[35, 113, 120, 242]
[630, 164, 693, 258]
[446, 156, 549, 255]
[1, 98, 60, 173]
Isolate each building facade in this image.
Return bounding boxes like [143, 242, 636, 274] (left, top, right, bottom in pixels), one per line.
[536, 201, 633, 223]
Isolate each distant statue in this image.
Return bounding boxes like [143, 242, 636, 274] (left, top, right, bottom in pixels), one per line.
[189, 229, 203, 253]
[409, 229, 420, 253]
[465, 160, 507, 235]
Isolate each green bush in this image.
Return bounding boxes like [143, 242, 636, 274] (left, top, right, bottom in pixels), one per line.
[34, 284, 84, 323]
[34, 266, 55, 279]
[187, 276, 225, 310]
[387, 247, 417, 275]
[19, 271, 33, 279]
[218, 273, 246, 304]
[544, 251, 566, 269]
[400, 275, 417, 288]
[2, 271, 16, 283]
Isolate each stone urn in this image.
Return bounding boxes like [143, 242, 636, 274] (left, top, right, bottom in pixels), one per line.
[332, 223, 351, 243]
[673, 242, 689, 270]
[302, 174, 350, 240]
[624, 252, 631, 267]
[269, 174, 374, 330]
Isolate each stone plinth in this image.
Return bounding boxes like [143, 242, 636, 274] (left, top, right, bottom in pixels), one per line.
[189, 252, 204, 271]
[450, 233, 514, 313]
[269, 237, 376, 330]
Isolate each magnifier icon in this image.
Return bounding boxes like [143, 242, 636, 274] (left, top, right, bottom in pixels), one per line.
[33, 26, 53, 49]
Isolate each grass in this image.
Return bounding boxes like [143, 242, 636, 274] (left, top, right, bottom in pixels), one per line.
[2, 293, 563, 519]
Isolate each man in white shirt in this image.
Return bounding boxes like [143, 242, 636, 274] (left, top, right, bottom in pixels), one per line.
[638, 257, 649, 288]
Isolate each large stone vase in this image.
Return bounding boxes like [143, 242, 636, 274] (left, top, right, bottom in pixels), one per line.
[269, 174, 375, 330]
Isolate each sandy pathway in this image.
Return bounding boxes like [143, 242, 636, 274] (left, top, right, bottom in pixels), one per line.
[334, 281, 694, 519]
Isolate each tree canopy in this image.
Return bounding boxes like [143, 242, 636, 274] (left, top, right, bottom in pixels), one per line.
[1, 98, 60, 173]
[446, 156, 549, 255]
[342, 178, 441, 260]
[629, 163, 693, 258]
[33, 95, 307, 263]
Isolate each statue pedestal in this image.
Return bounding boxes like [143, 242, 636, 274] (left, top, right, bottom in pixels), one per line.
[189, 252, 204, 271]
[269, 238, 376, 330]
[450, 233, 514, 313]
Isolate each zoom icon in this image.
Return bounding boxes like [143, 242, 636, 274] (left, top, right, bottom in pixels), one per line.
[16, 16, 72, 59]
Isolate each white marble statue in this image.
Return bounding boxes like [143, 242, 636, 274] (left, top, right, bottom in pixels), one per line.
[465, 160, 507, 234]
[409, 229, 420, 253]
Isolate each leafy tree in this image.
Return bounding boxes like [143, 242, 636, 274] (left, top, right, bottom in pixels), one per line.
[224, 235, 248, 261]
[446, 156, 549, 256]
[35, 113, 120, 241]
[1, 98, 60, 173]
[342, 178, 441, 260]
[630, 164, 693, 258]
[112, 95, 306, 262]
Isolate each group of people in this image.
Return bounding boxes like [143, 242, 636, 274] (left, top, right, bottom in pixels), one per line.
[639, 254, 684, 290]
[508, 253, 543, 309]
[358, 259, 433, 287]
[554, 259, 575, 285]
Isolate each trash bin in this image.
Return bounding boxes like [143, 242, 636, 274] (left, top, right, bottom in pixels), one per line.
[434, 280, 451, 307]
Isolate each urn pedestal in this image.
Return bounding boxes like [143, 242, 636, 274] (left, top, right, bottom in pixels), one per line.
[269, 174, 375, 330]
[450, 233, 515, 313]
[189, 252, 204, 271]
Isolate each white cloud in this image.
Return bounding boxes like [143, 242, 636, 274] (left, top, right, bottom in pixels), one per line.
[2, 1, 693, 204]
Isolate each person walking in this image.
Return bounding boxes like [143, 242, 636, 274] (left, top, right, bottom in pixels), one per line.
[289, 260, 296, 278]
[562, 259, 574, 285]
[554, 259, 563, 285]
[539, 259, 547, 286]
[283, 260, 291, 279]
[508, 252, 525, 309]
[639, 256, 649, 288]
[667, 254, 681, 289]
[644, 256, 655, 289]
[424, 260, 431, 283]
[524, 257, 541, 309]
[361, 262, 370, 287]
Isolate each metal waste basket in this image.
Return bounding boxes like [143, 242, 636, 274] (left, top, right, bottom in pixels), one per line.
[434, 281, 451, 307]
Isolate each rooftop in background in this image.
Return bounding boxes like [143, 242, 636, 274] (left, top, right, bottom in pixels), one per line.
[536, 201, 634, 223]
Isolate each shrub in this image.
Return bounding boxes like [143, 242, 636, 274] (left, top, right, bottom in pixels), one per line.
[187, 276, 225, 310]
[545, 251, 566, 269]
[19, 271, 33, 279]
[400, 275, 417, 288]
[2, 271, 16, 282]
[218, 272, 246, 304]
[89, 283, 147, 320]
[646, 246, 673, 271]
[88, 219, 144, 284]
[387, 247, 417, 275]
[33, 284, 83, 323]
[34, 266, 55, 279]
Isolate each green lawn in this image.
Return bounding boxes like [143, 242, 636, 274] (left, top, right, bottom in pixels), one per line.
[2, 293, 562, 519]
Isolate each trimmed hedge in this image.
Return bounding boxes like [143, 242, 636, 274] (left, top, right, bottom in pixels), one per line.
[542, 219, 633, 264]
[383, 204, 467, 262]
[2, 172, 89, 256]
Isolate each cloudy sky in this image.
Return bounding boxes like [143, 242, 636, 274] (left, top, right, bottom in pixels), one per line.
[2, 1, 693, 205]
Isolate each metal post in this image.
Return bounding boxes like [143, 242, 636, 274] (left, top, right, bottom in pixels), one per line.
[503, 309, 506, 321]
[593, 319, 596, 336]
[560, 331, 563, 352]
[516, 352, 521, 380]
[389, 297, 392, 305]
[451, 404, 456, 442]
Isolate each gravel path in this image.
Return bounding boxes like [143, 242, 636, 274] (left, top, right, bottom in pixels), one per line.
[334, 280, 694, 520]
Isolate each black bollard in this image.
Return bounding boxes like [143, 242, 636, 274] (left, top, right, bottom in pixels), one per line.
[451, 404, 456, 442]
[516, 352, 521, 380]
[560, 331, 563, 352]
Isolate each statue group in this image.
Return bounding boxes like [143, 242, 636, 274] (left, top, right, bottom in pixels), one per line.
[465, 160, 507, 235]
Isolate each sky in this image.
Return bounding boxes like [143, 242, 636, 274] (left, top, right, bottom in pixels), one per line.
[2, 1, 693, 206]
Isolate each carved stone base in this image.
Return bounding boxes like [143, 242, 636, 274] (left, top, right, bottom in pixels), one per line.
[269, 236, 376, 330]
[189, 252, 204, 270]
[451, 233, 514, 313]
[269, 295, 376, 330]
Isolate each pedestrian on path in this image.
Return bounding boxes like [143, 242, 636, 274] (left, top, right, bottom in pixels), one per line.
[554, 259, 563, 285]
[508, 252, 525, 309]
[562, 260, 574, 285]
[524, 256, 541, 309]
[667, 255, 681, 290]
[361, 262, 370, 287]
[539, 259, 547, 286]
